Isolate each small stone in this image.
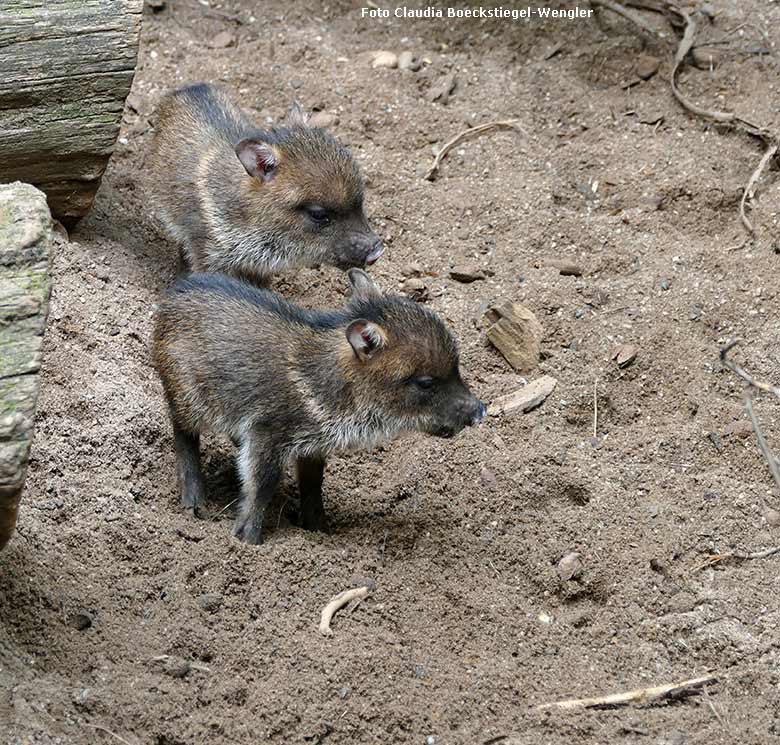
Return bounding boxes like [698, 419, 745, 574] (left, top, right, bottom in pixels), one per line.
[549, 260, 583, 277]
[339, 686, 350, 699]
[488, 376, 557, 417]
[612, 344, 638, 368]
[426, 737, 436, 745]
[401, 262, 424, 277]
[636, 54, 661, 80]
[557, 552, 583, 581]
[574, 308, 586, 319]
[426, 73, 457, 104]
[309, 111, 339, 128]
[480, 467, 497, 489]
[402, 277, 428, 301]
[413, 664, 427, 679]
[371, 51, 398, 69]
[196, 593, 223, 612]
[449, 265, 485, 283]
[68, 611, 93, 631]
[659, 278, 671, 290]
[692, 47, 721, 70]
[639, 110, 665, 125]
[765, 509, 780, 527]
[211, 30, 236, 49]
[537, 611, 553, 625]
[398, 51, 421, 71]
[485, 301, 543, 372]
[162, 656, 191, 679]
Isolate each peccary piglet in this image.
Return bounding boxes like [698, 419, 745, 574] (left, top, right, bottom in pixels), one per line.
[150, 83, 383, 282]
[152, 269, 486, 544]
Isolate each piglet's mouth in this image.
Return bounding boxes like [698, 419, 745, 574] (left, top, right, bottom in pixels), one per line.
[364, 244, 384, 265]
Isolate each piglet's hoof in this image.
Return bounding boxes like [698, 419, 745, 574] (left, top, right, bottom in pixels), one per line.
[299, 511, 329, 533]
[232, 516, 264, 545]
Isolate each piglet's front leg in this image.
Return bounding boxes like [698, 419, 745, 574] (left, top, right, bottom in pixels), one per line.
[296, 455, 328, 532]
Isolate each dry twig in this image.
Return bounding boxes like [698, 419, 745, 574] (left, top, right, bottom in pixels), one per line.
[319, 585, 372, 636]
[739, 144, 779, 233]
[592, 378, 599, 438]
[425, 120, 525, 181]
[84, 724, 137, 745]
[720, 340, 780, 495]
[536, 674, 717, 710]
[590, 0, 664, 37]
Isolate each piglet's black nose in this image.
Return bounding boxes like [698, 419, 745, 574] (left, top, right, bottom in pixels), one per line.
[470, 401, 487, 426]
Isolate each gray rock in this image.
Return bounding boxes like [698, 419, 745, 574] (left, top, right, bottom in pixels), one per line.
[0, 183, 53, 551]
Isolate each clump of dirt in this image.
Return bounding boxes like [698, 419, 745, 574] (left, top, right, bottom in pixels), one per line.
[3, 1, 780, 743]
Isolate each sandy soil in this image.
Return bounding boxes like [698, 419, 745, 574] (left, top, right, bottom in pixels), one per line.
[3, 1, 780, 743]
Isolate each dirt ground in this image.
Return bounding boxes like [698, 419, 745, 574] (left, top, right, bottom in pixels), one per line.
[4, 1, 780, 743]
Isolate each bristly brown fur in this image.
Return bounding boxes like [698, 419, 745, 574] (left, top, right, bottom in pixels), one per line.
[149, 83, 382, 283]
[152, 270, 484, 544]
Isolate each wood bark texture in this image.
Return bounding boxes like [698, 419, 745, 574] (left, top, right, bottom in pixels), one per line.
[0, 1, 143, 225]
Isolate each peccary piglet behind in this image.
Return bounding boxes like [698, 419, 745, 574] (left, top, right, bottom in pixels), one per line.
[152, 269, 486, 544]
[150, 83, 383, 283]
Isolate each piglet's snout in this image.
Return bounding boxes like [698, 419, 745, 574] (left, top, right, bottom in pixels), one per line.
[471, 400, 487, 425]
[452, 395, 486, 428]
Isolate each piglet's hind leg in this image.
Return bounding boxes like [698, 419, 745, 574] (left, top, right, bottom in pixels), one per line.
[233, 431, 281, 545]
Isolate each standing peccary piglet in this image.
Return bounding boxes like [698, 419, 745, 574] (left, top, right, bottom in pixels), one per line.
[152, 269, 486, 544]
[149, 83, 383, 282]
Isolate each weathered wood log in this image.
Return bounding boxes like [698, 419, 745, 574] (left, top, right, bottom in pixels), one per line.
[0, 1, 143, 226]
[0, 182, 53, 551]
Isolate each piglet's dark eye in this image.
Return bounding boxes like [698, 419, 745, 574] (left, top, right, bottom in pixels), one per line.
[412, 376, 434, 390]
[306, 206, 330, 225]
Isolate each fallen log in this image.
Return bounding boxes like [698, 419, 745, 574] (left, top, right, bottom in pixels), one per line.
[0, 182, 54, 550]
[0, 0, 143, 225]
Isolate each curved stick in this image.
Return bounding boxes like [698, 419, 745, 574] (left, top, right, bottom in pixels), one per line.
[319, 586, 372, 636]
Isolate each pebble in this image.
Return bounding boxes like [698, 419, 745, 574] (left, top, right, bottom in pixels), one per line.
[574, 308, 586, 319]
[196, 593, 223, 612]
[765, 509, 780, 527]
[371, 51, 398, 69]
[480, 467, 497, 489]
[485, 301, 543, 372]
[636, 54, 661, 80]
[612, 343, 638, 368]
[659, 278, 671, 290]
[427, 73, 456, 104]
[550, 261, 583, 277]
[692, 47, 721, 70]
[426, 737, 436, 745]
[398, 50, 421, 71]
[210, 30, 236, 49]
[557, 552, 583, 581]
[401, 262, 424, 278]
[162, 656, 191, 679]
[402, 277, 428, 301]
[449, 265, 485, 283]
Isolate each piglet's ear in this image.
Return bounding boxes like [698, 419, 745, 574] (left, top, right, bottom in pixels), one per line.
[346, 319, 385, 362]
[235, 139, 279, 182]
[347, 268, 382, 302]
[286, 100, 309, 127]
